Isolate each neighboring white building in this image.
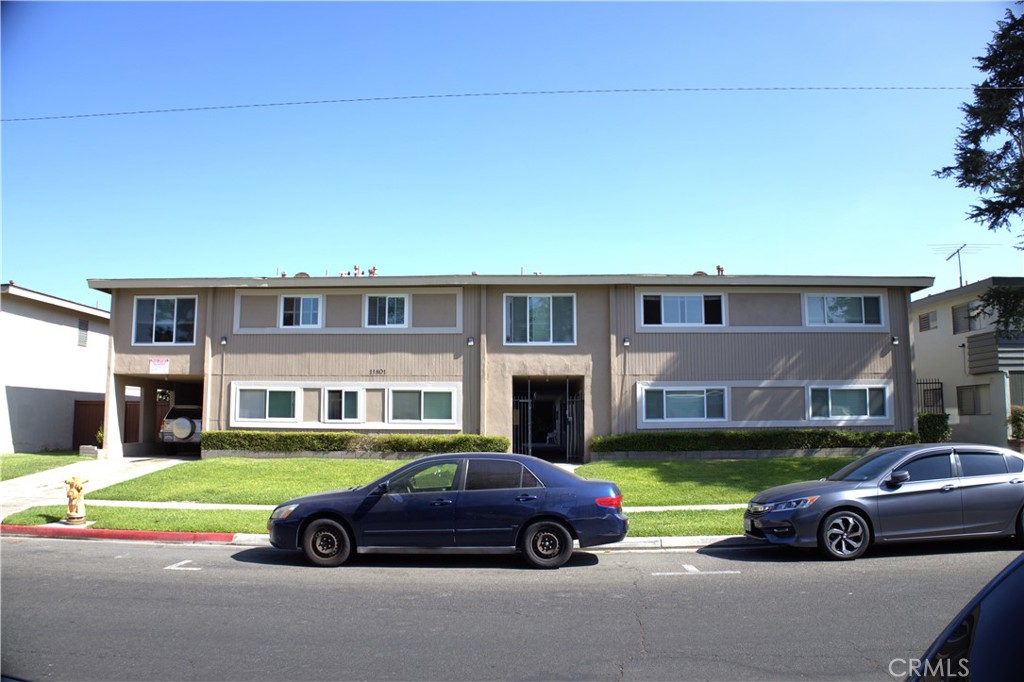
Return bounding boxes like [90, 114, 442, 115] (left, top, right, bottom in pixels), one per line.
[911, 277, 1024, 446]
[0, 283, 111, 453]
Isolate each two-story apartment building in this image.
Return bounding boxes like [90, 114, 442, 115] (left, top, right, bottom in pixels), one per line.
[89, 273, 932, 462]
[911, 276, 1024, 446]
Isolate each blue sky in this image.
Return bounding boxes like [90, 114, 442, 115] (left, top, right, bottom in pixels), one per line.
[3, 1, 1022, 310]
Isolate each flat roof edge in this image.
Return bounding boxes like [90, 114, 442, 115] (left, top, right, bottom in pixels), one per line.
[88, 273, 936, 293]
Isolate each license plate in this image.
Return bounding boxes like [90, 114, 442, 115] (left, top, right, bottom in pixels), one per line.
[743, 517, 752, 532]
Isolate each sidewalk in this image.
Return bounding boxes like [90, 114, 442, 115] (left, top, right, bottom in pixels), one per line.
[0, 456, 753, 551]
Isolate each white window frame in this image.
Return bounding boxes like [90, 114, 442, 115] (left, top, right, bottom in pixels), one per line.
[231, 386, 301, 425]
[640, 293, 725, 327]
[279, 295, 322, 329]
[388, 387, 458, 424]
[132, 295, 198, 346]
[804, 293, 886, 328]
[323, 388, 363, 423]
[503, 293, 577, 346]
[364, 294, 410, 329]
[640, 385, 728, 423]
[808, 385, 888, 421]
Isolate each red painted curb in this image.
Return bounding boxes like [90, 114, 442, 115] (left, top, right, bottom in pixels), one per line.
[1, 524, 235, 544]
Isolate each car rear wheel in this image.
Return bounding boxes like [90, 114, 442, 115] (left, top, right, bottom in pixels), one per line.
[818, 510, 870, 560]
[522, 520, 573, 569]
[302, 519, 352, 567]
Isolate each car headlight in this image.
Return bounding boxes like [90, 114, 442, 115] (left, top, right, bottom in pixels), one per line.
[766, 496, 820, 512]
[270, 503, 300, 521]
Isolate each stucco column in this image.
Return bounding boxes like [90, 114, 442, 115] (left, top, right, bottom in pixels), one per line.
[101, 374, 127, 459]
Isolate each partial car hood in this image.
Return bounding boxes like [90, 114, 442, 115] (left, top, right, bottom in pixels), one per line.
[280, 486, 364, 507]
[749, 479, 858, 504]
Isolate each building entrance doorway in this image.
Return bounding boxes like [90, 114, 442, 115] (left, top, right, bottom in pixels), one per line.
[512, 377, 584, 463]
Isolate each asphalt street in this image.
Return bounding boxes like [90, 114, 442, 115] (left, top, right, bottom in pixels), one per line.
[2, 535, 1020, 682]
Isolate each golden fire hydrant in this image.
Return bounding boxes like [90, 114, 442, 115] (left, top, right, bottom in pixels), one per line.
[64, 476, 88, 525]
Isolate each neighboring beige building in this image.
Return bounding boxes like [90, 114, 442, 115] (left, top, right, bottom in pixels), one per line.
[1, 283, 111, 453]
[911, 277, 1024, 446]
[89, 273, 932, 462]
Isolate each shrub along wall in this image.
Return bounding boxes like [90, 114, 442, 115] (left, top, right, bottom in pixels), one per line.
[590, 429, 918, 460]
[201, 431, 510, 459]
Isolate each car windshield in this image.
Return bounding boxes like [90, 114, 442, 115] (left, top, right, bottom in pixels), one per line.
[826, 448, 915, 482]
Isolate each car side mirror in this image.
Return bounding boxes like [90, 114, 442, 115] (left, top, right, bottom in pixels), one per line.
[374, 481, 389, 495]
[887, 470, 911, 487]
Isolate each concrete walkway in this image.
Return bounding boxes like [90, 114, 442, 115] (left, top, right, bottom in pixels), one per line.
[0, 456, 752, 551]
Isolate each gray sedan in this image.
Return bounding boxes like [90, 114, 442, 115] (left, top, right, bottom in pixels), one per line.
[744, 443, 1024, 560]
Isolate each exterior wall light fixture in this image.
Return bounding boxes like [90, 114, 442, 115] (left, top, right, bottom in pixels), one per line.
[467, 336, 475, 347]
[891, 335, 899, 346]
[622, 336, 631, 347]
[220, 336, 228, 346]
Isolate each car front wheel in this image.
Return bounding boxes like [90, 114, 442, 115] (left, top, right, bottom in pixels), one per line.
[302, 519, 352, 567]
[522, 520, 573, 569]
[818, 510, 870, 560]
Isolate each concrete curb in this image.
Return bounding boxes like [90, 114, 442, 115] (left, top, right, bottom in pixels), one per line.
[2, 524, 753, 551]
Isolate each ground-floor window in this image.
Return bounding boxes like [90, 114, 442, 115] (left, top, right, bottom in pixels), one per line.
[809, 386, 887, 419]
[229, 381, 459, 430]
[642, 387, 726, 421]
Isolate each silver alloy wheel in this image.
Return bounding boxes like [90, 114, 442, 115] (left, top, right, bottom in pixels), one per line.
[824, 513, 866, 557]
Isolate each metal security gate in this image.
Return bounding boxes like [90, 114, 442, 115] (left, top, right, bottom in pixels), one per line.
[512, 377, 585, 462]
[916, 379, 944, 414]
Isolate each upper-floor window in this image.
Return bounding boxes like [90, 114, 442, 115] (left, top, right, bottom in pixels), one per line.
[366, 295, 408, 328]
[504, 294, 575, 345]
[78, 319, 89, 347]
[952, 302, 983, 335]
[806, 295, 883, 326]
[133, 296, 196, 345]
[643, 387, 726, 421]
[918, 311, 937, 332]
[810, 386, 886, 418]
[642, 294, 723, 326]
[281, 296, 320, 328]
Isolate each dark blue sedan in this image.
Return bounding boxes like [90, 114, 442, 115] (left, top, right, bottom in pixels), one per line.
[268, 453, 628, 569]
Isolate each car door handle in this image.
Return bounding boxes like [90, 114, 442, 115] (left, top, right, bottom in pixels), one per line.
[431, 499, 453, 507]
[941, 484, 957, 492]
[1010, 479, 1024, 485]
[515, 495, 538, 502]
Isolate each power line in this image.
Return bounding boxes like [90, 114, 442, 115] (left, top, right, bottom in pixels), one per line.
[2, 85, 1016, 123]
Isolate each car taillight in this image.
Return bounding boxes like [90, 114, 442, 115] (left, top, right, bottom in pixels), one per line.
[595, 495, 622, 510]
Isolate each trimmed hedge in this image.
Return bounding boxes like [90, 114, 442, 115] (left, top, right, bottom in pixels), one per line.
[917, 413, 952, 443]
[201, 431, 510, 454]
[590, 429, 917, 453]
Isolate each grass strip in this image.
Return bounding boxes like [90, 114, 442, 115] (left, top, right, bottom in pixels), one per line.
[627, 509, 745, 537]
[3, 506, 741, 539]
[1, 452, 94, 481]
[2, 506, 270, 534]
[91, 457, 410, 504]
[576, 456, 856, 506]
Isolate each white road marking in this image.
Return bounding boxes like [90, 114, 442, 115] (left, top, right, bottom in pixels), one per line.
[165, 559, 201, 571]
[652, 563, 740, 576]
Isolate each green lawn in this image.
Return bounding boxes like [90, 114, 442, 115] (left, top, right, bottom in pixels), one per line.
[0, 452, 94, 482]
[3, 506, 271, 534]
[576, 456, 856, 506]
[3, 455, 856, 538]
[90, 457, 410, 504]
[1, 505, 741, 538]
